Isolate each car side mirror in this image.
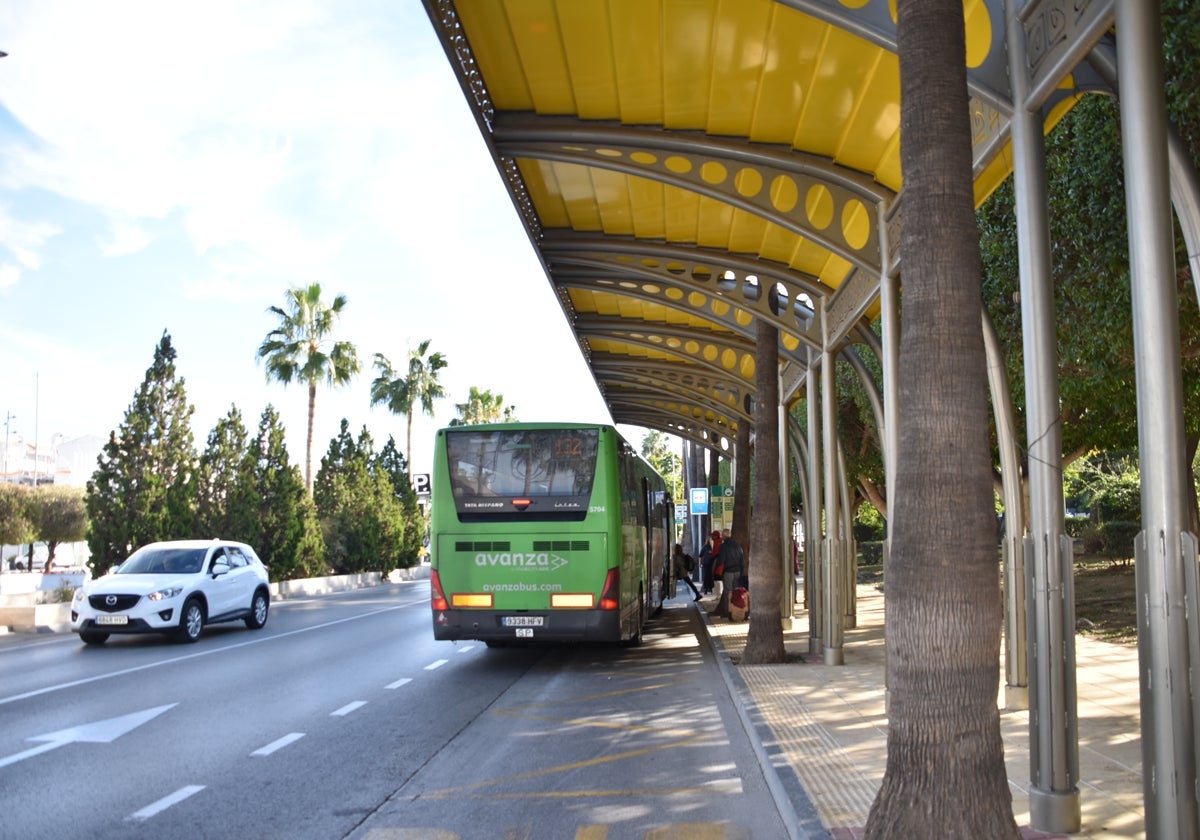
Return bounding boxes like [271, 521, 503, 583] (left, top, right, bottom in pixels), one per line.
[212, 562, 230, 578]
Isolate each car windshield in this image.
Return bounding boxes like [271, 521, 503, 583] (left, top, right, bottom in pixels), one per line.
[117, 547, 207, 575]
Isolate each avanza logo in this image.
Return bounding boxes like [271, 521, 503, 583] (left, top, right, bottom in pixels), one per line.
[474, 552, 568, 571]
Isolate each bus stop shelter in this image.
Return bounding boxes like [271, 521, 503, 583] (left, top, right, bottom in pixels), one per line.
[421, 1, 1200, 835]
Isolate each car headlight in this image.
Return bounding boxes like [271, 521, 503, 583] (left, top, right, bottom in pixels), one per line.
[73, 588, 86, 602]
[147, 586, 184, 601]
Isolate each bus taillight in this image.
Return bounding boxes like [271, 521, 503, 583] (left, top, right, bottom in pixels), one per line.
[430, 570, 449, 612]
[598, 568, 620, 610]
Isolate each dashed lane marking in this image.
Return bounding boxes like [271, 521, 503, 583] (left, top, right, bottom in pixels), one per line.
[385, 677, 413, 689]
[127, 784, 205, 822]
[251, 732, 305, 756]
[331, 701, 367, 717]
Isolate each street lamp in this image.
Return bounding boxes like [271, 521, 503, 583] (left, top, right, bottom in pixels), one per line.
[3, 411, 15, 481]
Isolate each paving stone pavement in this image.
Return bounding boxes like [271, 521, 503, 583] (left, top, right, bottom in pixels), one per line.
[697, 582, 1144, 839]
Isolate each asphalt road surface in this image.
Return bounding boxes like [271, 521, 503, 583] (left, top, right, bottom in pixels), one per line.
[0, 580, 791, 839]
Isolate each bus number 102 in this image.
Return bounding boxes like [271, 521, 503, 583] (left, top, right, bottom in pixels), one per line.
[554, 437, 584, 457]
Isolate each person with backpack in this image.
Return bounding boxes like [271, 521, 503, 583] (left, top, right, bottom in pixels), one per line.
[710, 528, 745, 619]
[673, 543, 703, 601]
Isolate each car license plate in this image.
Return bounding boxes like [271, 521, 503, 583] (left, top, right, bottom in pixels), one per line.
[502, 616, 544, 627]
[515, 628, 534, 638]
[97, 615, 128, 626]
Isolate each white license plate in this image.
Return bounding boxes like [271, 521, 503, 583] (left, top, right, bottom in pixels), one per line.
[515, 628, 534, 638]
[502, 616, 544, 627]
[96, 615, 129, 626]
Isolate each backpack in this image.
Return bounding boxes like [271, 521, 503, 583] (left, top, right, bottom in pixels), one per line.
[684, 553, 696, 573]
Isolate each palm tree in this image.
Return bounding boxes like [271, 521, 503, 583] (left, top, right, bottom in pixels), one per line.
[447, 386, 511, 426]
[370, 339, 448, 466]
[742, 318, 785, 664]
[864, 0, 1019, 836]
[256, 283, 360, 495]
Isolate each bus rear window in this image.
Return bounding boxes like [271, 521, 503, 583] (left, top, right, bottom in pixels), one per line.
[445, 428, 599, 516]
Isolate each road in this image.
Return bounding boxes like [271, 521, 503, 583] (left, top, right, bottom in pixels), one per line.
[0, 580, 792, 839]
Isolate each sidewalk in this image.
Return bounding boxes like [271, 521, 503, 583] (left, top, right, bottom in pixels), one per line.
[699, 582, 1144, 839]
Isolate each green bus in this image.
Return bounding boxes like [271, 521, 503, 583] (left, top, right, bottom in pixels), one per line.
[429, 423, 673, 646]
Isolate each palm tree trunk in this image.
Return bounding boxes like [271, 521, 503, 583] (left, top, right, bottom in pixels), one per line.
[406, 411, 415, 474]
[744, 318, 785, 663]
[864, 0, 1019, 835]
[305, 382, 317, 495]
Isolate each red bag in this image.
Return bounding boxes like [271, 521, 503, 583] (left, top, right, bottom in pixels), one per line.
[729, 586, 749, 621]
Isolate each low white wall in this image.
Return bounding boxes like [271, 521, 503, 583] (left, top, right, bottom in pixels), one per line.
[0, 564, 430, 634]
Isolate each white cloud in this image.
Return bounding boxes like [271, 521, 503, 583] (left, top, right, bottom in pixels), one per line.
[0, 0, 620, 477]
[0, 203, 60, 269]
[98, 217, 152, 257]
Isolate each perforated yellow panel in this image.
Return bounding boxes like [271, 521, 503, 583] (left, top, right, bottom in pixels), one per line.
[424, 0, 1080, 445]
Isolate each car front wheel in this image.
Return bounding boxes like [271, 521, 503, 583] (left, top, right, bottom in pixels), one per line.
[179, 598, 205, 643]
[79, 631, 109, 646]
[244, 590, 269, 629]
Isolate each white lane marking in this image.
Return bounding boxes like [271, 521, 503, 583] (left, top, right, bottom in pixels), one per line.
[0, 703, 177, 770]
[0, 589, 428, 706]
[457, 645, 476, 654]
[385, 677, 413, 690]
[331, 701, 367, 717]
[127, 785, 205, 821]
[251, 732, 305, 756]
[424, 659, 448, 670]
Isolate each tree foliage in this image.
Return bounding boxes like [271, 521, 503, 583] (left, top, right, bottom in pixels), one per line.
[447, 386, 513, 426]
[195, 405, 254, 540]
[980, 6, 1200, 466]
[0, 483, 34, 549]
[243, 406, 326, 580]
[29, 485, 88, 568]
[640, 430, 680, 498]
[376, 434, 423, 561]
[314, 421, 411, 574]
[86, 332, 198, 571]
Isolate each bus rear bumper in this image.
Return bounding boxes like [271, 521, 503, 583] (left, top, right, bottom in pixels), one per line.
[432, 609, 622, 643]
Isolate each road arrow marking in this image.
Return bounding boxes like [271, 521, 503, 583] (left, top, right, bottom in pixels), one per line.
[0, 703, 177, 769]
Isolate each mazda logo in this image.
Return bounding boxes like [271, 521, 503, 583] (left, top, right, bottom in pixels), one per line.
[106, 595, 117, 606]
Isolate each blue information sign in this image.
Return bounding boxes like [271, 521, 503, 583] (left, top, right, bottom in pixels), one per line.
[689, 487, 709, 515]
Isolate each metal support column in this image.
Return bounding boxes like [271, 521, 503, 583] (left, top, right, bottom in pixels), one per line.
[806, 354, 823, 657]
[779, 370, 794, 630]
[1006, 2, 1080, 829]
[1116, 3, 1200, 836]
[983, 310, 1029, 711]
[821, 342, 844, 665]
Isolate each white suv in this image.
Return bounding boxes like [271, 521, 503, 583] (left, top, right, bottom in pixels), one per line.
[71, 540, 271, 645]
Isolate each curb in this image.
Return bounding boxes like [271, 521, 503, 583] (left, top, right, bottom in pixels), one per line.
[698, 604, 830, 840]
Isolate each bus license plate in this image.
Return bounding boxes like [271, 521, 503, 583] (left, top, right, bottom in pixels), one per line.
[502, 616, 544, 627]
[97, 615, 128, 626]
[515, 628, 534, 638]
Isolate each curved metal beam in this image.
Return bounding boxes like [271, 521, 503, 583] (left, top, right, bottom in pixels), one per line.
[495, 114, 888, 273]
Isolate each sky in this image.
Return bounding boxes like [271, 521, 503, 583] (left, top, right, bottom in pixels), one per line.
[0, 1, 640, 482]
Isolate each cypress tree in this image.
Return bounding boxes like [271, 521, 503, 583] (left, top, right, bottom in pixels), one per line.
[85, 332, 197, 571]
